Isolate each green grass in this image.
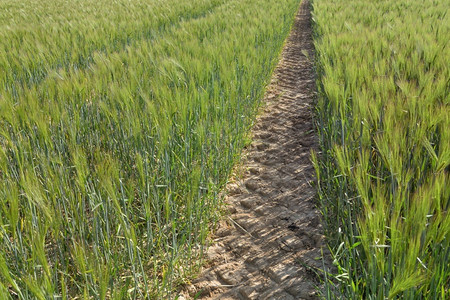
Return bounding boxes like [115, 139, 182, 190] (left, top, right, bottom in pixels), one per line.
[312, 0, 449, 298]
[0, 0, 301, 298]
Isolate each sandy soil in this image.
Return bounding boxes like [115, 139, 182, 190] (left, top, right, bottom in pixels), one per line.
[182, 1, 327, 299]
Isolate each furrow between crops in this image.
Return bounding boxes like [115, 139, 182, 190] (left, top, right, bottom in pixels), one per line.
[181, 1, 331, 299]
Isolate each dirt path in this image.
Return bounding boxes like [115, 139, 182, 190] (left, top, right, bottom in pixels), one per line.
[182, 1, 325, 299]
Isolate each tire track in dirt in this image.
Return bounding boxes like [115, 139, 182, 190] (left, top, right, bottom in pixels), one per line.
[182, 1, 326, 299]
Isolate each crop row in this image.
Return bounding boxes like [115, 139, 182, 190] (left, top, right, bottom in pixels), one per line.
[0, 0, 300, 298]
[312, 0, 449, 298]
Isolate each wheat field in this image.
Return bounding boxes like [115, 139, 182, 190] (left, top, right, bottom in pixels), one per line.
[313, 0, 449, 298]
[0, 0, 300, 298]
